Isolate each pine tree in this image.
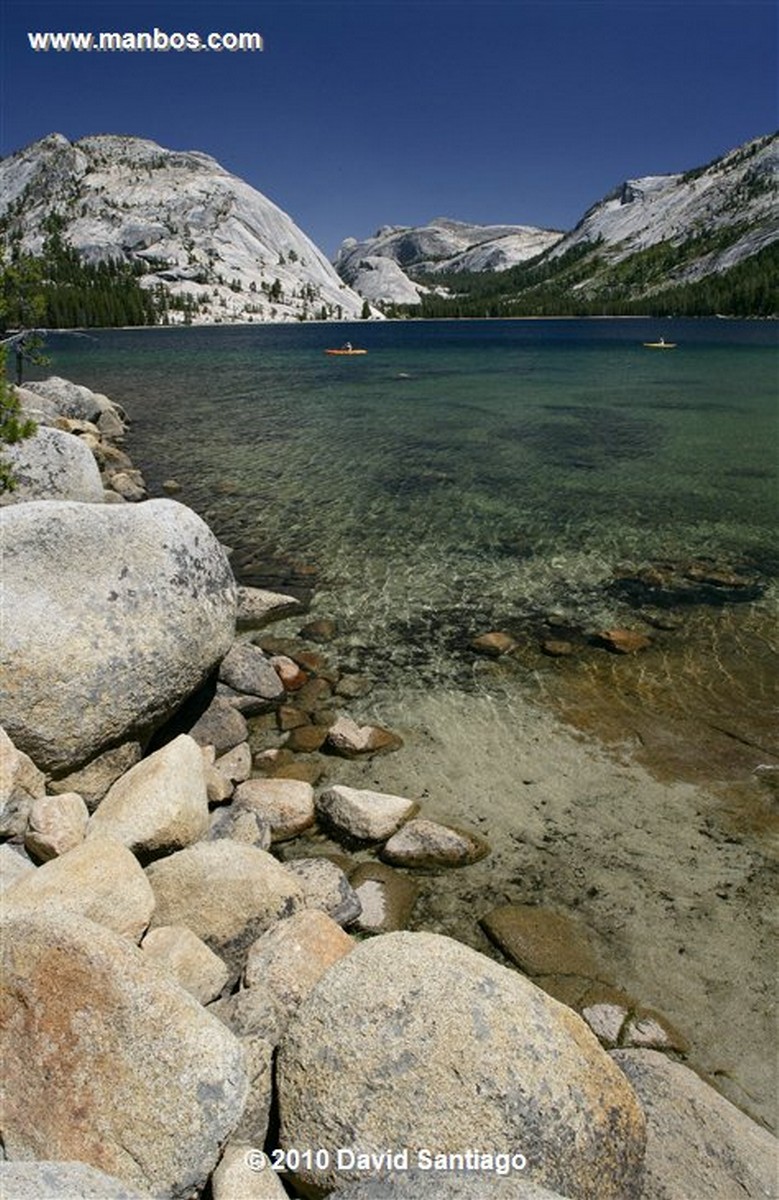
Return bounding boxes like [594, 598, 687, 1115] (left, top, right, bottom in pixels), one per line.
[0, 345, 37, 492]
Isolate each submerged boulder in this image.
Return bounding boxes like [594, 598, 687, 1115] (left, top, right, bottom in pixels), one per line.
[0, 499, 237, 773]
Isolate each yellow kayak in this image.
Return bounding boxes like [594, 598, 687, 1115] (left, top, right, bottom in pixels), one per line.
[325, 347, 368, 356]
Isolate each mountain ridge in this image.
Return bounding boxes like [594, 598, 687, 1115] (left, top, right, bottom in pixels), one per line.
[0, 132, 370, 325]
[336, 132, 778, 314]
[1, 130, 776, 325]
[335, 217, 563, 305]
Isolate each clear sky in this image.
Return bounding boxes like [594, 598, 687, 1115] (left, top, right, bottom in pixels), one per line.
[1, 0, 776, 256]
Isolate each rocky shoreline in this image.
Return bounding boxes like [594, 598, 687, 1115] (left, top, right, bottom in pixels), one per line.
[1, 378, 776, 1199]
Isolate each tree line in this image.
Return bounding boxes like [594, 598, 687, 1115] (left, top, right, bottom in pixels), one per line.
[381, 238, 779, 320]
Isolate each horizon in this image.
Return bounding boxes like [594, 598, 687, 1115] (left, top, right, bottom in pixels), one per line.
[1, 1, 777, 259]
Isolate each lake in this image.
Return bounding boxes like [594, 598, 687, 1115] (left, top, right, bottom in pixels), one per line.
[32, 317, 779, 1127]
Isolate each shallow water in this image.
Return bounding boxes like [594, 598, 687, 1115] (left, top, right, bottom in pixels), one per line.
[36, 317, 778, 1126]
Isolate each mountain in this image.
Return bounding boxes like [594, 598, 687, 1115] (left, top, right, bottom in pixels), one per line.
[338, 133, 779, 316]
[549, 132, 779, 283]
[334, 218, 563, 305]
[0, 133, 370, 325]
[2, 131, 775, 326]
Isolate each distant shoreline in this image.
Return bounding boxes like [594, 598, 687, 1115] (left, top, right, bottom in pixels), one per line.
[31, 313, 776, 335]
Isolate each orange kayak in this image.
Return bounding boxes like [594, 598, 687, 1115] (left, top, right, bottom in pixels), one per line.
[325, 348, 368, 355]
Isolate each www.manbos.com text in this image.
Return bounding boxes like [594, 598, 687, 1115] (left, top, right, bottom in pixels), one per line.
[27, 28, 264, 53]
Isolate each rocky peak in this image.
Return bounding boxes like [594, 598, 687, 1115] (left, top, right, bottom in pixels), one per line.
[551, 132, 779, 265]
[335, 216, 563, 306]
[0, 133, 371, 325]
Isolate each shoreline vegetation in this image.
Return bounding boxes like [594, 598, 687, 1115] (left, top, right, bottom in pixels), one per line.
[2, 217, 776, 333]
[1, 375, 776, 1198]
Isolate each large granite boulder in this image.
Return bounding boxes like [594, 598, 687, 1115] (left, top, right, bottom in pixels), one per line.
[88, 734, 210, 859]
[13, 384, 61, 425]
[146, 841, 304, 979]
[0, 844, 35, 892]
[0, 499, 237, 774]
[1, 909, 247, 1198]
[276, 932, 645, 1198]
[23, 376, 105, 422]
[329, 1175, 572, 1199]
[0, 1161, 150, 1199]
[612, 1049, 777, 1199]
[0, 425, 105, 506]
[4, 836, 155, 942]
[0, 724, 46, 836]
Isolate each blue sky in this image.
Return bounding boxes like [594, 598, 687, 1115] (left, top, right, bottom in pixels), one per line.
[1, 1, 776, 256]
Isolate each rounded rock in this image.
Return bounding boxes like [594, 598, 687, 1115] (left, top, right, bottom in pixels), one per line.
[25, 791, 89, 861]
[5, 836, 155, 942]
[317, 784, 418, 843]
[145, 841, 304, 977]
[87, 734, 209, 859]
[0, 500, 237, 774]
[0, 1161, 150, 1199]
[0, 425, 105, 506]
[380, 817, 490, 868]
[233, 777, 316, 842]
[276, 932, 646, 1198]
[284, 856, 362, 925]
[1, 909, 247, 1197]
[612, 1049, 776, 1200]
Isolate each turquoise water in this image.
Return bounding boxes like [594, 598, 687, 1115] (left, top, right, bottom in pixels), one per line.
[31, 319, 779, 1125]
[38, 318, 777, 684]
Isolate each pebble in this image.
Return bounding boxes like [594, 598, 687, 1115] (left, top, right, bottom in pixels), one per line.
[349, 862, 419, 934]
[594, 628, 652, 654]
[380, 817, 491, 868]
[471, 630, 517, 657]
[317, 784, 417, 843]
